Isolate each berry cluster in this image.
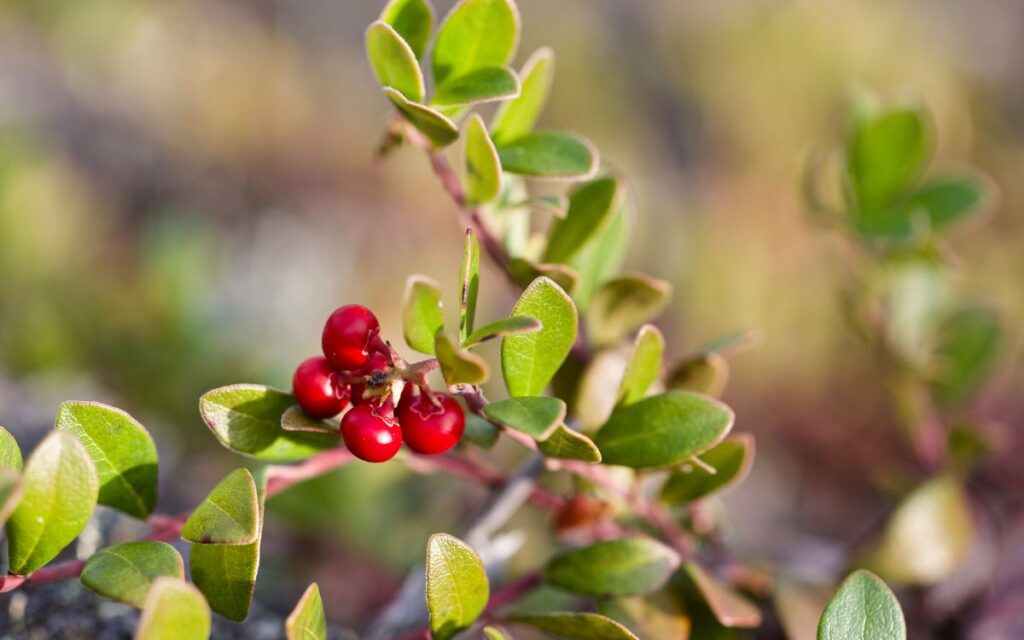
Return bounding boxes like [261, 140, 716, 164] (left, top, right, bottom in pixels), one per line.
[292, 304, 465, 462]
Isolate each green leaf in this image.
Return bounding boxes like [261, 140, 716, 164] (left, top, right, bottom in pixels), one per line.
[594, 391, 734, 469]
[817, 570, 906, 640]
[182, 468, 259, 545]
[618, 325, 664, 405]
[81, 541, 185, 608]
[496, 132, 599, 180]
[508, 258, 579, 295]
[502, 277, 578, 396]
[569, 198, 630, 310]
[365, 21, 425, 103]
[403, 275, 445, 355]
[433, 66, 520, 108]
[281, 406, 338, 434]
[0, 469, 24, 526]
[544, 537, 680, 597]
[0, 426, 22, 470]
[863, 474, 973, 585]
[200, 384, 339, 462]
[508, 612, 639, 640]
[848, 104, 929, 210]
[55, 401, 158, 519]
[459, 228, 481, 342]
[385, 88, 459, 148]
[537, 425, 602, 462]
[6, 431, 99, 575]
[484, 396, 565, 440]
[684, 562, 762, 628]
[661, 434, 755, 504]
[929, 306, 1001, 408]
[431, 0, 519, 87]
[465, 115, 503, 206]
[285, 583, 327, 640]
[491, 47, 555, 145]
[463, 413, 499, 449]
[543, 177, 622, 264]
[483, 626, 510, 640]
[380, 0, 434, 59]
[426, 533, 490, 640]
[596, 593, 691, 639]
[135, 577, 212, 640]
[587, 274, 672, 347]
[855, 175, 991, 241]
[436, 332, 490, 385]
[464, 316, 541, 348]
[666, 352, 729, 398]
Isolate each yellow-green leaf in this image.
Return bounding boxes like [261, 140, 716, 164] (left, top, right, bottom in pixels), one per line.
[465, 114, 503, 206]
[818, 570, 906, 640]
[366, 21, 425, 102]
[403, 275, 445, 355]
[491, 47, 555, 145]
[618, 325, 664, 405]
[543, 177, 622, 264]
[182, 468, 259, 545]
[431, 0, 519, 87]
[661, 434, 755, 504]
[463, 316, 541, 348]
[380, 0, 434, 59]
[135, 577, 211, 640]
[459, 228, 481, 342]
[385, 88, 459, 148]
[426, 533, 490, 640]
[81, 541, 185, 608]
[537, 425, 602, 462]
[433, 66, 520, 108]
[285, 583, 327, 640]
[587, 274, 672, 347]
[497, 132, 599, 180]
[436, 332, 490, 386]
[544, 537, 680, 597]
[502, 277, 578, 397]
[667, 352, 729, 398]
[0, 426, 22, 470]
[509, 612, 638, 640]
[483, 396, 565, 440]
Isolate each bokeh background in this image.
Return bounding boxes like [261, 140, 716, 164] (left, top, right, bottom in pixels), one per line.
[1, 0, 1022, 637]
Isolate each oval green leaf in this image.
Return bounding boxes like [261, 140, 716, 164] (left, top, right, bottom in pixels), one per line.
[593, 391, 734, 469]
[543, 177, 622, 264]
[459, 228, 481, 342]
[366, 21, 425, 102]
[491, 47, 555, 145]
[463, 316, 541, 348]
[0, 426, 22, 470]
[537, 425, 602, 462]
[426, 533, 490, 640]
[465, 114, 503, 206]
[463, 414, 499, 449]
[667, 352, 729, 399]
[847, 103, 928, 211]
[544, 537, 680, 597]
[286, 583, 327, 640]
[433, 66, 520, 108]
[0, 469, 24, 526]
[81, 541, 185, 608]
[508, 258, 579, 295]
[436, 332, 490, 386]
[818, 570, 906, 640]
[502, 276, 578, 397]
[182, 468, 259, 545]
[483, 396, 565, 440]
[496, 132, 599, 180]
[684, 562, 762, 628]
[929, 306, 1001, 408]
[568, 198, 630, 310]
[135, 577, 211, 640]
[661, 434, 755, 504]
[380, 0, 434, 59]
[190, 539, 260, 622]
[384, 88, 459, 148]
[6, 431, 99, 575]
[431, 0, 519, 87]
[55, 401, 158, 519]
[618, 325, 664, 405]
[199, 384, 339, 462]
[587, 274, 672, 347]
[403, 275, 445, 355]
[509, 612, 639, 640]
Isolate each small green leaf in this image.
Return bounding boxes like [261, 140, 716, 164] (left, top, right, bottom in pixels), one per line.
[817, 570, 906, 640]
[666, 352, 729, 398]
[182, 468, 259, 545]
[426, 533, 490, 640]
[6, 431, 99, 575]
[385, 88, 459, 148]
[135, 577, 212, 640]
[55, 401, 158, 519]
[459, 228, 481, 342]
[684, 562, 762, 628]
[491, 47, 555, 145]
[497, 132, 599, 180]
[0, 426, 22, 470]
[403, 275, 445, 355]
[483, 626, 510, 640]
[436, 333, 490, 385]
[596, 592, 691, 639]
[509, 612, 638, 640]
[594, 391, 734, 469]
[81, 541, 185, 608]
[508, 258, 579, 295]
[863, 474, 973, 585]
[285, 583, 327, 640]
[543, 177, 622, 264]
[365, 21, 425, 103]
[569, 200, 630, 310]
[855, 175, 991, 241]
[502, 277, 578, 397]
[465, 114, 503, 206]
[0, 469, 24, 526]
[380, 0, 434, 59]
[433, 66, 520, 107]
[484, 397, 565, 440]
[431, 0, 519, 87]
[281, 406, 338, 434]
[544, 537, 680, 597]
[463, 414, 499, 449]
[848, 103, 929, 211]
[661, 434, 755, 504]
[619, 325, 664, 405]
[464, 317, 541, 348]
[200, 385, 338, 462]
[587, 274, 672, 347]
[537, 425, 602, 462]
[929, 306, 1001, 408]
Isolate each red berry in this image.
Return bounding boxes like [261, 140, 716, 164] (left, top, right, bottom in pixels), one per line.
[292, 356, 347, 419]
[322, 304, 380, 370]
[397, 389, 465, 455]
[340, 404, 402, 462]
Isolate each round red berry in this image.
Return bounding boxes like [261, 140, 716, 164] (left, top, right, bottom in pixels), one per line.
[292, 356, 347, 419]
[340, 404, 402, 462]
[322, 304, 380, 371]
[397, 389, 465, 455]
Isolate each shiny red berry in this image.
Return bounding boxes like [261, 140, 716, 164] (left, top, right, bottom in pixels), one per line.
[397, 389, 465, 455]
[340, 404, 402, 462]
[292, 356, 347, 419]
[322, 304, 380, 371]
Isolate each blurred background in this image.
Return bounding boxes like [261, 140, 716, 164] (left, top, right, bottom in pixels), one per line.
[0, 0, 1021, 637]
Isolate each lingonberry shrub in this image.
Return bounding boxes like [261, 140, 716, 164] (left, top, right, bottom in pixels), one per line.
[5, 1, 1006, 639]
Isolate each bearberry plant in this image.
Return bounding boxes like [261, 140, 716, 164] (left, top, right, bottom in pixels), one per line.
[0, 2, 952, 639]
